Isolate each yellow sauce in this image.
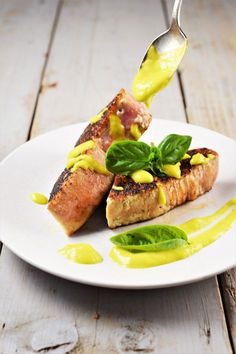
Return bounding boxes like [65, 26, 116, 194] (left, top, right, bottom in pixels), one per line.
[113, 185, 124, 191]
[109, 114, 125, 140]
[131, 170, 154, 183]
[110, 199, 236, 268]
[70, 154, 109, 175]
[30, 192, 48, 205]
[132, 43, 187, 107]
[182, 153, 191, 160]
[59, 243, 103, 264]
[66, 140, 108, 175]
[130, 123, 142, 140]
[207, 154, 215, 160]
[190, 153, 215, 165]
[162, 162, 181, 179]
[90, 107, 107, 124]
[158, 185, 166, 205]
[67, 140, 95, 160]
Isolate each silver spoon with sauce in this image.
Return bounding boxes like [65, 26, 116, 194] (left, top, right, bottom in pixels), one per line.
[132, 0, 188, 107]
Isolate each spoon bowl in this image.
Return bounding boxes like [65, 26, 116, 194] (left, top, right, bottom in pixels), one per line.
[132, 0, 188, 107]
[142, 0, 187, 65]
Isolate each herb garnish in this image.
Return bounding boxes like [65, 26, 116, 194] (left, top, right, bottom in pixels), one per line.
[105, 134, 192, 176]
[110, 225, 188, 252]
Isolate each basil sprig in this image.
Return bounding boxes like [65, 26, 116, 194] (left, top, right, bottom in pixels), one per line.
[110, 225, 188, 252]
[105, 134, 192, 175]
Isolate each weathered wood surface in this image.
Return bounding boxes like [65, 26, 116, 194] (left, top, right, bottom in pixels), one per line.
[0, 0, 59, 160]
[220, 269, 236, 351]
[0, 250, 232, 354]
[165, 0, 236, 351]
[0, 0, 235, 353]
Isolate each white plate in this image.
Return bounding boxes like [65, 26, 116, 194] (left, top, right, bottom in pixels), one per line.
[1, 119, 236, 289]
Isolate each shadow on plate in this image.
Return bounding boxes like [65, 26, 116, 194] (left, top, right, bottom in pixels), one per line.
[74, 200, 108, 237]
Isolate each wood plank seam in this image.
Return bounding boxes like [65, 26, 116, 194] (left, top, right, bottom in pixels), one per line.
[0, 0, 63, 259]
[160, 0, 189, 123]
[176, 71, 189, 123]
[218, 274, 236, 354]
[92, 287, 100, 349]
[162, 1, 234, 352]
[27, 0, 64, 141]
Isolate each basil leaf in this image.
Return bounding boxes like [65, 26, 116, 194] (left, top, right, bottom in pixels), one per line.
[105, 141, 151, 175]
[110, 225, 188, 252]
[158, 134, 192, 165]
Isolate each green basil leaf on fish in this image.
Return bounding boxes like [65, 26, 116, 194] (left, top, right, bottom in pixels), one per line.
[105, 140, 151, 174]
[158, 134, 192, 165]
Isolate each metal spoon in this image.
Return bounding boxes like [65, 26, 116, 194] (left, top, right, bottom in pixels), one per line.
[132, 0, 187, 107]
[142, 0, 187, 66]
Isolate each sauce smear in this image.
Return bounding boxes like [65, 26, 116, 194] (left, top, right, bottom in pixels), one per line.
[110, 199, 236, 268]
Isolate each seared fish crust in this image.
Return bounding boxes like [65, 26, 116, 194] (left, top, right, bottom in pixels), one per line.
[106, 148, 219, 228]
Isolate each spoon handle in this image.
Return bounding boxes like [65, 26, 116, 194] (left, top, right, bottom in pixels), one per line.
[171, 0, 183, 27]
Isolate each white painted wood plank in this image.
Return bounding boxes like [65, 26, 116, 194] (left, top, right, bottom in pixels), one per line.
[220, 269, 236, 350]
[0, 0, 59, 160]
[165, 0, 236, 349]
[31, 0, 185, 138]
[0, 249, 232, 354]
[0, 249, 97, 353]
[94, 280, 231, 354]
[168, 0, 236, 138]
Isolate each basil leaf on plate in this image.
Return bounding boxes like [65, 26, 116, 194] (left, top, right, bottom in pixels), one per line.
[110, 225, 188, 252]
[158, 134, 192, 165]
[105, 141, 151, 175]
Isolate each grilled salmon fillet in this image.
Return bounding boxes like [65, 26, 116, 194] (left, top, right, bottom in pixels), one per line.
[106, 148, 219, 228]
[48, 89, 152, 235]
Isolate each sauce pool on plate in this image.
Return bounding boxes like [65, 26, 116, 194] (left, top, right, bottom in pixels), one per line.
[30, 192, 48, 205]
[59, 243, 103, 265]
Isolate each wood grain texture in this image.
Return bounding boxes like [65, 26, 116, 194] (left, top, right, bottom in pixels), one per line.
[0, 317, 78, 354]
[0, 0, 235, 353]
[165, 0, 236, 350]
[0, 0, 59, 160]
[167, 0, 236, 138]
[0, 249, 232, 354]
[220, 269, 236, 351]
[94, 281, 232, 354]
[0, 250, 97, 353]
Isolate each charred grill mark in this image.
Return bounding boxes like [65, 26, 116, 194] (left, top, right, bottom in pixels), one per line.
[49, 169, 71, 201]
[49, 91, 124, 201]
[75, 110, 109, 147]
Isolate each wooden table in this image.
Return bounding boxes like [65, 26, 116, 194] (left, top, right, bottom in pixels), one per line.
[0, 0, 235, 353]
